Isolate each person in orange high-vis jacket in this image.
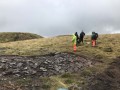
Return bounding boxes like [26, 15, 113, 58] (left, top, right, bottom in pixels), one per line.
[91, 32, 96, 47]
[72, 34, 77, 52]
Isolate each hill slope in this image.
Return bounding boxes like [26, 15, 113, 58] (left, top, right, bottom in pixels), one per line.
[0, 32, 42, 43]
[0, 33, 119, 90]
[0, 34, 119, 58]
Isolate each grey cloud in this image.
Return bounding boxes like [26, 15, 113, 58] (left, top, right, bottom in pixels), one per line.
[0, 0, 120, 36]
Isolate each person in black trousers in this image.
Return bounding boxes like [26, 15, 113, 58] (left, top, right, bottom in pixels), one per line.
[79, 31, 85, 44]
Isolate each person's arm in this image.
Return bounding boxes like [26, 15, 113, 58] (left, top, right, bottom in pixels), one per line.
[91, 35, 93, 40]
[72, 37, 75, 42]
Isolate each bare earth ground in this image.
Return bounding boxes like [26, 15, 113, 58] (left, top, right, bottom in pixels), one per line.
[87, 56, 120, 90]
[0, 53, 94, 90]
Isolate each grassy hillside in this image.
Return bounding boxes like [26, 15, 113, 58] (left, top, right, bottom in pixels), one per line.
[0, 32, 43, 43]
[0, 33, 119, 58]
[0, 33, 119, 90]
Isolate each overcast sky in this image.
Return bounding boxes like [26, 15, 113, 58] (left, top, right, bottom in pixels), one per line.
[0, 0, 120, 36]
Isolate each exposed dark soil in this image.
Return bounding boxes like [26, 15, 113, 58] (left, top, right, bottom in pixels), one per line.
[87, 57, 120, 90]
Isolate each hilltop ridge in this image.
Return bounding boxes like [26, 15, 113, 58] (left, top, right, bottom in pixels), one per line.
[0, 32, 43, 43]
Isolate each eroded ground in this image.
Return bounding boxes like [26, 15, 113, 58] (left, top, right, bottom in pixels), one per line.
[0, 53, 96, 90]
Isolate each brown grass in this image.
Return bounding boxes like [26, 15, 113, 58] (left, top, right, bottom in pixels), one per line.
[0, 33, 119, 89]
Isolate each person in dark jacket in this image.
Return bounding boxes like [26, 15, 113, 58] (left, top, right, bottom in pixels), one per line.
[79, 31, 85, 44]
[95, 33, 98, 45]
[95, 33, 98, 40]
[75, 32, 79, 46]
[91, 32, 96, 46]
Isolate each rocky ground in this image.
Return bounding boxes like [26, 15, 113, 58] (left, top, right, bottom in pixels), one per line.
[0, 53, 93, 90]
[0, 53, 92, 77]
[0, 52, 119, 90]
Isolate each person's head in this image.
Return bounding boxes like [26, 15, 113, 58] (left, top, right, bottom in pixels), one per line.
[75, 32, 77, 34]
[75, 32, 78, 36]
[92, 32, 95, 34]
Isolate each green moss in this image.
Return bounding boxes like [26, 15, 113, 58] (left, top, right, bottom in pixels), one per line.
[64, 79, 74, 84]
[103, 47, 113, 52]
[42, 84, 51, 89]
[61, 73, 72, 78]
[81, 69, 92, 77]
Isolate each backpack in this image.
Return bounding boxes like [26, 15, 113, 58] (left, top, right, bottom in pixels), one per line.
[95, 33, 98, 38]
[91, 34, 96, 40]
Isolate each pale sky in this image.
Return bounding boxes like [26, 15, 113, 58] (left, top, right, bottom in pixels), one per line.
[0, 0, 120, 36]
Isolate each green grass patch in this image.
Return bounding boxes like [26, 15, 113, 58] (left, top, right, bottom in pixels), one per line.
[64, 79, 74, 84]
[61, 73, 72, 78]
[81, 69, 93, 77]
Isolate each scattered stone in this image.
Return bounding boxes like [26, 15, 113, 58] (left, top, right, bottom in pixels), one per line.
[40, 67, 47, 72]
[0, 53, 93, 77]
[31, 70, 37, 75]
[0, 74, 2, 77]
[10, 62, 16, 65]
[1, 60, 6, 63]
[17, 63, 23, 67]
[15, 74, 21, 77]
[24, 67, 28, 70]
[0, 65, 3, 69]
[44, 61, 48, 64]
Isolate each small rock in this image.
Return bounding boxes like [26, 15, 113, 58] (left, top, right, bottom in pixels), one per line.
[40, 67, 47, 72]
[17, 63, 23, 67]
[1, 78, 7, 81]
[44, 61, 48, 64]
[0, 65, 3, 69]
[1, 60, 6, 63]
[32, 63, 39, 68]
[31, 70, 37, 75]
[55, 52, 60, 55]
[17, 88, 22, 90]
[10, 62, 16, 65]
[23, 71, 29, 74]
[24, 67, 28, 70]
[13, 69, 20, 74]
[60, 70, 65, 73]
[15, 74, 21, 77]
[0, 74, 2, 77]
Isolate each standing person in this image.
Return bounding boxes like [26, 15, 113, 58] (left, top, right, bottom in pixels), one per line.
[72, 34, 77, 52]
[95, 33, 98, 45]
[91, 32, 96, 47]
[79, 30, 85, 44]
[75, 32, 79, 46]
